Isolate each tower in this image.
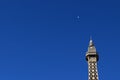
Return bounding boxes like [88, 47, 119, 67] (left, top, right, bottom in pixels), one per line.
[86, 39, 99, 80]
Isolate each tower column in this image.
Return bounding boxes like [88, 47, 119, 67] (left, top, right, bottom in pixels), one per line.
[88, 62, 98, 80]
[86, 39, 99, 80]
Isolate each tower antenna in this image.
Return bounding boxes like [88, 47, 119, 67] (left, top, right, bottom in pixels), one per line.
[90, 36, 92, 41]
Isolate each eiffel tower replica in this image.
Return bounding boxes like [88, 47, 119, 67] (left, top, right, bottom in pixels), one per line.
[86, 39, 99, 80]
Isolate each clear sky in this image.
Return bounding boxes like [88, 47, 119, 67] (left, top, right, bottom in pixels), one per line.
[0, 0, 120, 80]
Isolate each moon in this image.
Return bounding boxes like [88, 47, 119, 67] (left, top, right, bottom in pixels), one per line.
[77, 16, 80, 19]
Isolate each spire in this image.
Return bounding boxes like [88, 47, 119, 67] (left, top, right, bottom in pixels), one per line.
[90, 36, 92, 40]
[89, 36, 94, 47]
[87, 37, 96, 53]
[86, 37, 99, 61]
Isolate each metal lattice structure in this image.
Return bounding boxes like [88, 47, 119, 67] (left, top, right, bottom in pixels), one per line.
[86, 39, 99, 80]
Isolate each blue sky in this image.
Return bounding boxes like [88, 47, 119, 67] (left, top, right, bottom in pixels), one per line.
[0, 0, 120, 80]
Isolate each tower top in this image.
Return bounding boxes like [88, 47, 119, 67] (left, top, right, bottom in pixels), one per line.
[89, 36, 95, 46]
[88, 38, 96, 52]
[89, 38, 94, 47]
[86, 38, 99, 61]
